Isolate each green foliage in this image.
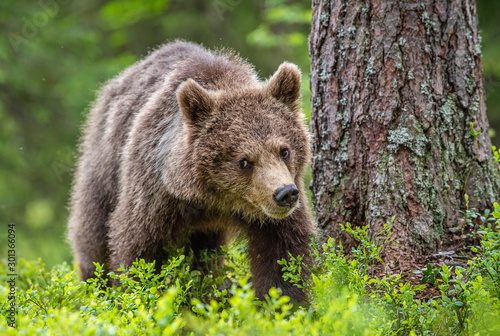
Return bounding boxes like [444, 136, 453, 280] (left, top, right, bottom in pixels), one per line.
[422, 263, 441, 286]
[493, 146, 500, 164]
[2, 205, 499, 335]
[470, 122, 482, 139]
[340, 217, 395, 272]
[477, 0, 500, 146]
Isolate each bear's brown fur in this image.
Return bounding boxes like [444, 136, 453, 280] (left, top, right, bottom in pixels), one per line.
[68, 40, 314, 301]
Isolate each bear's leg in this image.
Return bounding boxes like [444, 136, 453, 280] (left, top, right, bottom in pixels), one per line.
[188, 230, 227, 272]
[69, 179, 114, 280]
[106, 199, 175, 282]
[108, 225, 169, 275]
[246, 206, 313, 302]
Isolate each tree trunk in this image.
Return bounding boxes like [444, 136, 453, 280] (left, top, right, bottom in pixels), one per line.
[309, 0, 500, 267]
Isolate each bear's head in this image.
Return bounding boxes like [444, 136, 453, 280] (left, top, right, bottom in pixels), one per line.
[177, 63, 310, 221]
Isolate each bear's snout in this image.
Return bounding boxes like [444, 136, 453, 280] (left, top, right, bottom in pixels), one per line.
[273, 184, 299, 208]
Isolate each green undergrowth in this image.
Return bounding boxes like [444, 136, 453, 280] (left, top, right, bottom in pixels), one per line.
[1, 204, 500, 335]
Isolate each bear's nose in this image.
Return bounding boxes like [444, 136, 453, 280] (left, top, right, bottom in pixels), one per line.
[273, 184, 299, 208]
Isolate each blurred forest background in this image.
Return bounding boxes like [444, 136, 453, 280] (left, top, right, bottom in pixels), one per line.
[0, 0, 499, 268]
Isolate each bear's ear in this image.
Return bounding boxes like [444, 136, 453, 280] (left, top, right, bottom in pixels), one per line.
[265, 62, 301, 109]
[176, 79, 214, 126]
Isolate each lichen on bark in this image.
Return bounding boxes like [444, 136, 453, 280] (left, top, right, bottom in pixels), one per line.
[309, 0, 500, 266]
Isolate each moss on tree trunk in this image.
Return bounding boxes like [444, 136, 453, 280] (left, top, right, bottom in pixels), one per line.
[309, 0, 500, 265]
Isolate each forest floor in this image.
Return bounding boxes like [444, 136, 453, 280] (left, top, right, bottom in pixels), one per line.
[375, 226, 478, 300]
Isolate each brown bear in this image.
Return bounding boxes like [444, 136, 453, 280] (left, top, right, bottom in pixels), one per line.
[68, 40, 314, 301]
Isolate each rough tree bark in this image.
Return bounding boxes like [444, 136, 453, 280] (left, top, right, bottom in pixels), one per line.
[309, 0, 500, 267]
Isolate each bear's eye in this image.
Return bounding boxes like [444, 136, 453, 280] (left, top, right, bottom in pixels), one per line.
[280, 148, 290, 160]
[239, 158, 253, 170]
